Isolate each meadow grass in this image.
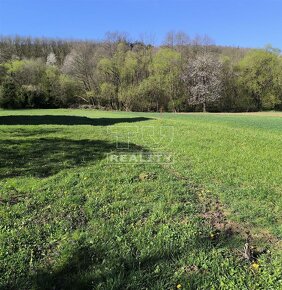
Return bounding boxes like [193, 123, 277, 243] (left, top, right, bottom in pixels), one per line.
[0, 109, 281, 289]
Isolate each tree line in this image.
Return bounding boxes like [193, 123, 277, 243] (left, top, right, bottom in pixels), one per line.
[0, 34, 281, 112]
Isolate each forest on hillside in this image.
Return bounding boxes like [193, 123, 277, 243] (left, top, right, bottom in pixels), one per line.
[0, 33, 281, 112]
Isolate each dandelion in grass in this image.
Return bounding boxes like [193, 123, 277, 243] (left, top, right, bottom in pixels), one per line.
[251, 262, 259, 271]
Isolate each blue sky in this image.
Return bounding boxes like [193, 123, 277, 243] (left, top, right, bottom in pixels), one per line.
[0, 0, 281, 49]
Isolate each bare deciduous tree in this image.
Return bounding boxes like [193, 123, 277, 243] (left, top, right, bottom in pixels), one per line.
[62, 44, 99, 92]
[164, 31, 190, 48]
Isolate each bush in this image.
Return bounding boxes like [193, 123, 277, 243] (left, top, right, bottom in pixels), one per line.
[57, 75, 81, 107]
[0, 78, 22, 109]
[99, 82, 117, 108]
[20, 85, 47, 108]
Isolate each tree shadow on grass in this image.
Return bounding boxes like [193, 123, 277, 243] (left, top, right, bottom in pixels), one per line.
[0, 115, 152, 126]
[33, 245, 182, 290]
[32, 234, 234, 290]
[0, 138, 146, 178]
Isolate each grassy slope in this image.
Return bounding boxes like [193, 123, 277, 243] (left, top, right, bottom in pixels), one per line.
[158, 113, 282, 236]
[0, 109, 281, 289]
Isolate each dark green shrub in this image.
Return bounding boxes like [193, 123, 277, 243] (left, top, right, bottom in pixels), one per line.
[19, 85, 47, 108]
[0, 78, 22, 109]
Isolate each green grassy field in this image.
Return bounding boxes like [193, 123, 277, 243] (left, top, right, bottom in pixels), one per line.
[0, 109, 281, 289]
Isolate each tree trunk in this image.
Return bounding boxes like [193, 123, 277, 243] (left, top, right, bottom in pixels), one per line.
[203, 102, 206, 112]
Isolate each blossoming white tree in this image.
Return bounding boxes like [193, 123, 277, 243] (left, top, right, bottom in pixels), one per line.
[46, 52, 57, 66]
[183, 52, 223, 112]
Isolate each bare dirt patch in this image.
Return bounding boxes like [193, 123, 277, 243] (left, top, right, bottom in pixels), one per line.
[199, 190, 281, 261]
